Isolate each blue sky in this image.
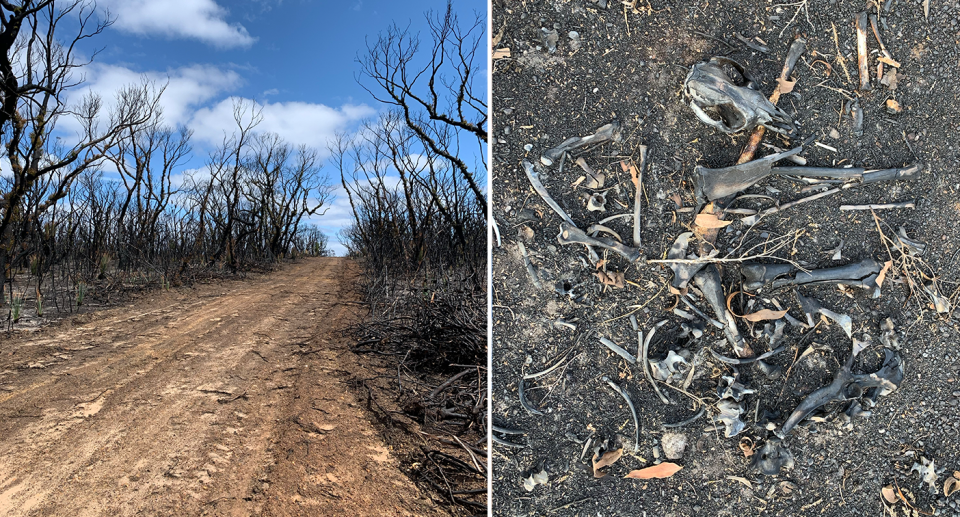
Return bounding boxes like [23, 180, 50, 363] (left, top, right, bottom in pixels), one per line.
[52, 0, 487, 256]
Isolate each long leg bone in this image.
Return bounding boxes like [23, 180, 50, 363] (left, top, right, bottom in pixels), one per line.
[743, 258, 882, 296]
[697, 153, 920, 203]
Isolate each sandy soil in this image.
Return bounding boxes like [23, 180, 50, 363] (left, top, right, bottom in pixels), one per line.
[0, 257, 445, 516]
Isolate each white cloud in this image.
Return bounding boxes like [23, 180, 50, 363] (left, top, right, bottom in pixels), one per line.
[100, 0, 255, 48]
[262, 88, 279, 96]
[63, 63, 242, 133]
[189, 98, 376, 153]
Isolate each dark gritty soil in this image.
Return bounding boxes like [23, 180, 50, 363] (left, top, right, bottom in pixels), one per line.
[491, 0, 960, 515]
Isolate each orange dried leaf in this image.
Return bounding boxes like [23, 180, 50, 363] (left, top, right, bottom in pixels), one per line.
[694, 213, 732, 229]
[493, 48, 511, 59]
[621, 160, 641, 189]
[624, 462, 682, 479]
[592, 449, 623, 478]
[595, 271, 625, 289]
[881, 485, 897, 504]
[876, 260, 893, 287]
[742, 309, 789, 322]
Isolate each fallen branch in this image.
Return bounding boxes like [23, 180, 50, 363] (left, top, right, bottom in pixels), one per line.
[839, 201, 915, 211]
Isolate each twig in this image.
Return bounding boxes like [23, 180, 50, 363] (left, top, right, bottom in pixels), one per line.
[740, 187, 840, 226]
[832, 22, 854, 86]
[630, 146, 647, 246]
[524, 352, 570, 380]
[549, 498, 594, 514]
[839, 201, 915, 211]
[774, 0, 812, 38]
[430, 369, 473, 398]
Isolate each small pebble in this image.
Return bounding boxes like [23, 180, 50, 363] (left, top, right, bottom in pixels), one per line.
[661, 433, 688, 460]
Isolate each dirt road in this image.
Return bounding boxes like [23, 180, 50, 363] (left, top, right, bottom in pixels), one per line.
[0, 258, 445, 516]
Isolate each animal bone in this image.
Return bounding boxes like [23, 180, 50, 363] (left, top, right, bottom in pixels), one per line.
[540, 121, 621, 166]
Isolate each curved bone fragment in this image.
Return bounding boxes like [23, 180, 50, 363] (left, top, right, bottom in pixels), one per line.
[522, 160, 575, 226]
[602, 376, 640, 452]
[684, 57, 796, 135]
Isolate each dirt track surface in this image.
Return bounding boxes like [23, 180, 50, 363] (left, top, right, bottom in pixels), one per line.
[0, 258, 445, 516]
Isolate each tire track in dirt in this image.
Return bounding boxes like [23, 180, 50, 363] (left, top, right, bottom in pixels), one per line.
[0, 258, 443, 516]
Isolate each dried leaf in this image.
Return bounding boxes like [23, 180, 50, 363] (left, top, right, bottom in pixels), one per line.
[876, 260, 893, 288]
[624, 462, 682, 479]
[621, 159, 640, 189]
[493, 48, 511, 59]
[882, 485, 897, 504]
[592, 449, 623, 478]
[886, 99, 902, 113]
[738, 436, 756, 458]
[492, 25, 505, 48]
[777, 77, 797, 94]
[727, 475, 753, 488]
[669, 192, 683, 209]
[694, 213, 732, 229]
[741, 309, 788, 322]
[946, 476, 960, 497]
[595, 270, 625, 289]
[696, 203, 722, 246]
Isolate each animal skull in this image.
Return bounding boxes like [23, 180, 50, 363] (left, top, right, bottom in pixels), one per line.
[684, 57, 796, 136]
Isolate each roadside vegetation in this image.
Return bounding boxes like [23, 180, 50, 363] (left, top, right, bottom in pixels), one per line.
[1, 1, 333, 329]
[335, 2, 488, 513]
